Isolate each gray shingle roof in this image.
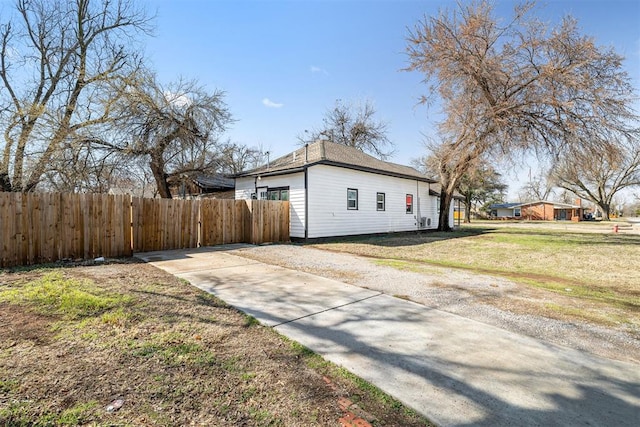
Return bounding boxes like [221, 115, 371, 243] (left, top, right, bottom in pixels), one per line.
[194, 174, 235, 190]
[234, 140, 435, 182]
[490, 200, 581, 209]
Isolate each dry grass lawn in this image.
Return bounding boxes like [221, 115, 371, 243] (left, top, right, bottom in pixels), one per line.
[0, 260, 430, 426]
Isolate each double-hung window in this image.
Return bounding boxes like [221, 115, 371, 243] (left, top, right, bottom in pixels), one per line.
[347, 188, 358, 210]
[406, 194, 413, 214]
[376, 192, 385, 211]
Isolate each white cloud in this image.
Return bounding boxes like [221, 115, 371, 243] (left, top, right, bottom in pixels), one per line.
[310, 65, 328, 75]
[262, 98, 283, 108]
[164, 91, 192, 107]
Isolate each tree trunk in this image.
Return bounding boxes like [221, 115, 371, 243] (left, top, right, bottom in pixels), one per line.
[150, 154, 172, 198]
[600, 202, 611, 220]
[0, 172, 12, 192]
[438, 192, 453, 231]
[464, 201, 471, 223]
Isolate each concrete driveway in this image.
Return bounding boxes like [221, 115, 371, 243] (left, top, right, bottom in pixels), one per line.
[137, 245, 640, 427]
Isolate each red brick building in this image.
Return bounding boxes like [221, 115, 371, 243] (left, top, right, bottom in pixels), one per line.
[490, 200, 584, 221]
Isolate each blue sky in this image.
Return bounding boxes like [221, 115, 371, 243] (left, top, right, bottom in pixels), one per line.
[146, 0, 640, 195]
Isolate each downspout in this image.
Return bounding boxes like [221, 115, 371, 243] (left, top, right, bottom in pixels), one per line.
[416, 180, 420, 230]
[304, 166, 309, 240]
[304, 144, 309, 240]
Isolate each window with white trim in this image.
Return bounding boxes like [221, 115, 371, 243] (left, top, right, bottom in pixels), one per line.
[347, 188, 358, 210]
[406, 194, 413, 214]
[376, 192, 385, 211]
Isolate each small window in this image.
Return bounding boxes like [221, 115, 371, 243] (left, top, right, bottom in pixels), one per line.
[267, 187, 289, 201]
[406, 194, 413, 214]
[514, 207, 521, 217]
[347, 188, 358, 210]
[376, 192, 385, 211]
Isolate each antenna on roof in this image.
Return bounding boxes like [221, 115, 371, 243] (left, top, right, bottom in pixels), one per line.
[266, 151, 270, 169]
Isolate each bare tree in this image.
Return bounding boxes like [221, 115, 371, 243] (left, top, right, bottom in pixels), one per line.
[219, 143, 268, 174]
[0, 0, 151, 192]
[100, 74, 232, 198]
[518, 172, 555, 202]
[551, 135, 640, 220]
[304, 99, 395, 159]
[414, 151, 506, 223]
[405, 1, 638, 230]
[41, 142, 125, 193]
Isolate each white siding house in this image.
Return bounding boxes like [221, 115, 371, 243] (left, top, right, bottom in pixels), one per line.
[235, 140, 455, 239]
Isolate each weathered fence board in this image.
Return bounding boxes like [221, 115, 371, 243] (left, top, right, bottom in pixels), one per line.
[132, 198, 202, 253]
[0, 193, 132, 267]
[1, 193, 289, 267]
[248, 200, 291, 245]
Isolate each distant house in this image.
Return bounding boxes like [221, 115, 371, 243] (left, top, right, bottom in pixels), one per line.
[168, 174, 235, 199]
[234, 140, 455, 239]
[490, 200, 584, 221]
[192, 175, 235, 199]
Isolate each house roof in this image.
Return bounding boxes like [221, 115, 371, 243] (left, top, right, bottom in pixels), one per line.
[193, 174, 235, 191]
[428, 183, 465, 201]
[490, 202, 522, 209]
[234, 140, 436, 183]
[490, 200, 581, 209]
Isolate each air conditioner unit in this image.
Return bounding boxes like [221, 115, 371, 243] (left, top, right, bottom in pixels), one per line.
[420, 217, 429, 228]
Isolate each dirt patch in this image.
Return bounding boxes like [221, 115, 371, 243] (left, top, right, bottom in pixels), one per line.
[0, 261, 429, 426]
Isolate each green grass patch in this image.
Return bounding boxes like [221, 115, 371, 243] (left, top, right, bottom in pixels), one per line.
[0, 378, 18, 394]
[0, 401, 97, 426]
[244, 314, 260, 327]
[517, 278, 640, 310]
[0, 272, 130, 319]
[373, 259, 445, 275]
[249, 407, 282, 425]
[100, 307, 133, 326]
[543, 303, 631, 326]
[128, 332, 217, 367]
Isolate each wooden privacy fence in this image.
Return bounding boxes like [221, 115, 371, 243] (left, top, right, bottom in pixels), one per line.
[132, 198, 290, 252]
[1, 192, 289, 268]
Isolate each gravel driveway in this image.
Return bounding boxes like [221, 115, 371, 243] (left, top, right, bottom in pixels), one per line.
[233, 244, 640, 365]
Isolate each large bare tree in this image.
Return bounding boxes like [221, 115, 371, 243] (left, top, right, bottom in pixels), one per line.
[552, 135, 640, 220]
[101, 74, 233, 198]
[518, 171, 555, 202]
[0, 0, 151, 192]
[41, 142, 125, 193]
[304, 99, 395, 159]
[413, 151, 506, 223]
[405, 1, 638, 230]
[218, 143, 268, 175]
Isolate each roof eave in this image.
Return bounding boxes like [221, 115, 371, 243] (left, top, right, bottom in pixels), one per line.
[234, 166, 308, 178]
[318, 160, 436, 183]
